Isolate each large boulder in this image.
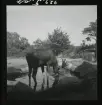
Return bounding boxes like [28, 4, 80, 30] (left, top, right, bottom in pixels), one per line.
[20, 66, 28, 73]
[72, 61, 97, 79]
[7, 67, 22, 74]
[7, 66, 28, 81]
[71, 61, 97, 99]
[7, 67, 22, 81]
[58, 76, 81, 85]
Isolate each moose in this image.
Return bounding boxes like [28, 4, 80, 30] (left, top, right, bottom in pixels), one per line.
[26, 48, 59, 91]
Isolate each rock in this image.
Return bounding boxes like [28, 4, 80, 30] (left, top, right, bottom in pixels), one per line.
[20, 66, 28, 73]
[57, 58, 62, 66]
[73, 61, 97, 79]
[7, 80, 19, 86]
[64, 62, 73, 69]
[7, 67, 22, 74]
[58, 76, 81, 85]
[7, 66, 29, 81]
[7, 67, 22, 81]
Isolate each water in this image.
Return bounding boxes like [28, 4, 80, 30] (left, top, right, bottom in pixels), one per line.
[14, 67, 55, 91]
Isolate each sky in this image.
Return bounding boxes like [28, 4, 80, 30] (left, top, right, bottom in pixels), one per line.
[7, 6, 97, 46]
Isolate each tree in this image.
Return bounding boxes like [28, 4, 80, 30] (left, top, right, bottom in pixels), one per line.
[62, 45, 76, 57]
[7, 31, 30, 57]
[33, 38, 43, 49]
[82, 19, 97, 61]
[82, 19, 97, 41]
[48, 27, 70, 55]
[80, 40, 86, 58]
[7, 32, 21, 56]
[41, 39, 52, 49]
[20, 37, 30, 50]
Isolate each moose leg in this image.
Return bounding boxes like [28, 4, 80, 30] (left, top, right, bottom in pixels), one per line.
[41, 66, 45, 90]
[28, 67, 32, 87]
[52, 73, 59, 87]
[52, 65, 59, 87]
[46, 64, 50, 89]
[53, 66, 57, 74]
[53, 66, 59, 76]
[32, 68, 37, 92]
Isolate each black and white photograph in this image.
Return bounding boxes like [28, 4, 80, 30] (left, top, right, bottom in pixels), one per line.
[7, 5, 97, 100]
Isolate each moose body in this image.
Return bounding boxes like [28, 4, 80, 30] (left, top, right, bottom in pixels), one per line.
[26, 48, 59, 90]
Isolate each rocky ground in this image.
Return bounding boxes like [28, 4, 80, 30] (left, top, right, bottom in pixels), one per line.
[7, 57, 96, 93]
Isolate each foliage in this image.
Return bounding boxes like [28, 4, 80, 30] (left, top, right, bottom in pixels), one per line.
[33, 38, 43, 49]
[33, 38, 51, 50]
[48, 27, 70, 55]
[82, 19, 97, 41]
[32, 27, 71, 56]
[20, 37, 30, 50]
[58, 45, 82, 58]
[7, 31, 30, 57]
[82, 20, 97, 61]
[77, 40, 95, 53]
